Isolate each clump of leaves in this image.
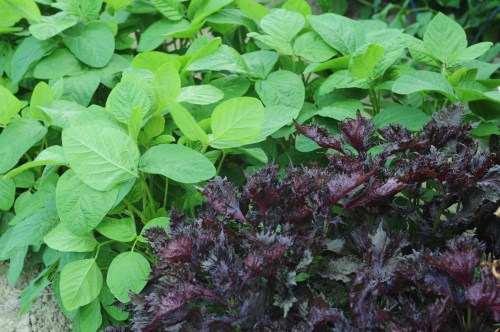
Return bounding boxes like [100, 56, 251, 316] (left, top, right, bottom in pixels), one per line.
[120, 106, 500, 331]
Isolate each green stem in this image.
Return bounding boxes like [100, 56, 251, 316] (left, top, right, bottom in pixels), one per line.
[94, 240, 115, 259]
[216, 150, 227, 175]
[124, 199, 145, 221]
[163, 178, 169, 209]
[131, 238, 138, 252]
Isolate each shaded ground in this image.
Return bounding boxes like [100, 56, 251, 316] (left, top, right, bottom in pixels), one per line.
[0, 264, 71, 332]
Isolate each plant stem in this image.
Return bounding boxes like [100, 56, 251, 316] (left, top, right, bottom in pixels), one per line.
[163, 178, 169, 209]
[216, 150, 227, 175]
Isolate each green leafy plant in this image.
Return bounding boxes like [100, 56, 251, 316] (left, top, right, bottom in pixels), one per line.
[0, 0, 498, 330]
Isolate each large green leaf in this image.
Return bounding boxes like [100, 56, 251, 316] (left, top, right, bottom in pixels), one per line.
[293, 32, 337, 62]
[60, 258, 103, 311]
[350, 44, 385, 80]
[61, 71, 101, 106]
[151, 0, 184, 20]
[43, 223, 98, 252]
[62, 124, 140, 191]
[4, 145, 68, 179]
[392, 71, 457, 101]
[140, 144, 216, 183]
[63, 22, 114, 68]
[242, 50, 279, 79]
[0, 118, 47, 174]
[423, 12, 466, 66]
[56, 170, 118, 235]
[3, 204, 60, 253]
[187, 45, 247, 74]
[372, 105, 428, 131]
[0, 85, 21, 126]
[152, 63, 182, 110]
[317, 99, 364, 120]
[0, 176, 15, 211]
[4, 0, 41, 22]
[176, 85, 224, 105]
[33, 48, 86, 79]
[106, 81, 151, 124]
[10, 36, 56, 83]
[255, 70, 305, 110]
[189, 0, 234, 25]
[210, 97, 265, 148]
[96, 217, 136, 242]
[138, 19, 201, 52]
[37, 100, 86, 128]
[107, 252, 151, 302]
[261, 9, 304, 42]
[166, 101, 209, 144]
[309, 13, 365, 55]
[29, 12, 77, 40]
[74, 298, 102, 332]
[258, 106, 300, 138]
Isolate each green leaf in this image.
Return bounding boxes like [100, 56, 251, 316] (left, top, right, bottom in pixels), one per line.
[282, 0, 312, 16]
[449, 42, 493, 66]
[144, 114, 165, 139]
[37, 100, 86, 128]
[60, 258, 103, 311]
[392, 71, 457, 101]
[470, 121, 500, 137]
[7, 246, 27, 285]
[258, 106, 300, 138]
[138, 217, 170, 243]
[166, 101, 209, 144]
[43, 223, 98, 252]
[140, 144, 216, 183]
[242, 50, 279, 79]
[210, 97, 265, 148]
[248, 32, 293, 55]
[4, 145, 68, 179]
[0, 118, 47, 174]
[151, 0, 184, 20]
[10, 36, 56, 83]
[63, 22, 115, 68]
[236, 0, 269, 20]
[96, 217, 136, 242]
[29, 12, 77, 40]
[30, 81, 53, 113]
[152, 63, 182, 109]
[189, 0, 233, 25]
[4, 205, 60, 253]
[349, 44, 385, 80]
[56, 170, 118, 235]
[61, 71, 101, 106]
[423, 12, 466, 65]
[317, 99, 364, 120]
[33, 48, 86, 79]
[210, 76, 250, 99]
[20, 268, 50, 316]
[62, 124, 140, 191]
[4, 0, 41, 22]
[293, 32, 337, 62]
[74, 298, 102, 332]
[187, 45, 247, 74]
[100, 285, 129, 321]
[372, 105, 428, 131]
[104, 0, 131, 11]
[176, 85, 224, 105]
[128, 107, 143, 143]
[0, 85, 21, 126]
[309, 13, 365, 55]
[107, 252, 151, 303]
[138, 19, 201, 52]
[261, 9, 304, 42]
[255, 70, 305, 110]
[0, 176, 15, 211]
[107, 81, 151, 124]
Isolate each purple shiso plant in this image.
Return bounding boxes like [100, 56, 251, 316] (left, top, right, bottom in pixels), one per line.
[110, 105, 500, 332]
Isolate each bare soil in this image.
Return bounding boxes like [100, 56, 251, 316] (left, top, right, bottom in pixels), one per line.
[0, 264, 71, 332]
